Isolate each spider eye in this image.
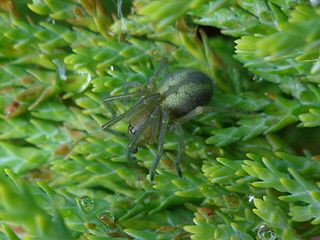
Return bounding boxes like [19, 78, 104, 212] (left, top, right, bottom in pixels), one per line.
[128, 124, 138, 135]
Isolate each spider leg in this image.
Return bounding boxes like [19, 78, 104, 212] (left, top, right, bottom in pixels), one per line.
[122, 82, 145, 105]
[174, 106, 248, 124]
[175, 123, 184, 178]
[147, 58, 168, 88]
[122, 81, 143, 90]
[104, 129, 126, 138]
[149, 107, 161, 144]
[103, 91, 145, 102]
[174, 106, 212, 124]
[150, 110, 169, 182]
[102, 94, 160, 131]
[103, 91, 145, 119]
[127, 106, 161, 153]
[104, 101, 117, 118]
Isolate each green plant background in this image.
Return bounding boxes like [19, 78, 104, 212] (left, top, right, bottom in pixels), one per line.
[0, 0, 320, 239]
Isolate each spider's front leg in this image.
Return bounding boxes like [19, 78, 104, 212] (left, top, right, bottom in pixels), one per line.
[127, 106, 161, 153]
[103, 91, 145, 102]
[147, 58, 168, 88]
[102, 94, 159, 131]
[102, 91, 146, 137]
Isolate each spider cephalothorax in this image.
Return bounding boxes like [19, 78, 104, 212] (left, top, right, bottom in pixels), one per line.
[102, 60, 214, 181]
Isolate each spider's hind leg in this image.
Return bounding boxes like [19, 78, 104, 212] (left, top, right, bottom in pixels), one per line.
[174, 123, 184, 178]
[175, 106, 251, 124]
[150, 110, 169, 182]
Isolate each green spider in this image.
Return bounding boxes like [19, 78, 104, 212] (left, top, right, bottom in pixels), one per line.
[102, 59, 216, 181]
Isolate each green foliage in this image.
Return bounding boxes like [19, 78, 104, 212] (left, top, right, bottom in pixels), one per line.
[0, 0, 320, 239]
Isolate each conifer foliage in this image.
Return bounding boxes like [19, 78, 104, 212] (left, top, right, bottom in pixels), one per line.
[0, 0, 320, 239]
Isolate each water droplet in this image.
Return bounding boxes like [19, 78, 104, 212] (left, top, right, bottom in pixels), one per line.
[257, 225, 276, 240]
[99, 211, 115, 227]
[80, 196, 94, 212]
[248, 195, 255, 203]
[110, 66, 115, 71]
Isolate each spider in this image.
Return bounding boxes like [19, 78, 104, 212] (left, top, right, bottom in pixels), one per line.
[102, 59, 215, 181]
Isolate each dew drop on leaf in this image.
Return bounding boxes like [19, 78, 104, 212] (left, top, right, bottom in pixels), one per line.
[257, 225, 276, 240]
[98, 211, 115, 227]
[79, 196, 94, 212]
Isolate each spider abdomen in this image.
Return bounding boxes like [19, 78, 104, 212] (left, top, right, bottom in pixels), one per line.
[157, 70, 214, 119]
